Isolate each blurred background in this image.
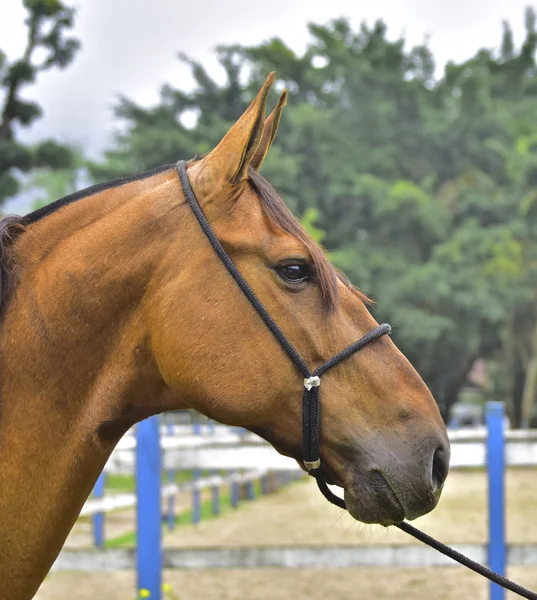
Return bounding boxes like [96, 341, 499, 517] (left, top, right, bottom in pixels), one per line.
[3, 1, 537, 598]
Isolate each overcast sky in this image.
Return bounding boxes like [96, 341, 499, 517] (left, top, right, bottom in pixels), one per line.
[0, 0, 534, 159]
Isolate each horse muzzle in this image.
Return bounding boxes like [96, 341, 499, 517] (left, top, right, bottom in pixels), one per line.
[343, 435, 450, 525]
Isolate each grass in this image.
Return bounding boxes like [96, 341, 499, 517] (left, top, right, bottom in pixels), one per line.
[104, 470, 219, 494]
[105, 478, 266, 548]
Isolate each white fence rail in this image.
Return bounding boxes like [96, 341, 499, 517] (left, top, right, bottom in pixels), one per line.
[87, 428, 537, 517]
[81, 469, 269, 516]
[60, 410, 537, 600]
[52, 544, 537, 572]
[103, 428, 537, 475]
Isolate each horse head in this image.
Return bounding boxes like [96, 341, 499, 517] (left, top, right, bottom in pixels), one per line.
[150, 74, 450, 525]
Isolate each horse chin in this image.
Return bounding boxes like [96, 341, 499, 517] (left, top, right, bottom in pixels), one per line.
[343, 472, 406, 526]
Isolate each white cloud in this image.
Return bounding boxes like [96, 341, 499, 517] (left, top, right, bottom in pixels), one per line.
[0, 0, 532, 158]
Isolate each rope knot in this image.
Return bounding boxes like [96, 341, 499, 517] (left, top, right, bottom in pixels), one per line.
[304, 376, 321, 390]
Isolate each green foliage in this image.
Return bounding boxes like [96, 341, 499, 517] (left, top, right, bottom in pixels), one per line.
[88, 10, 537, 424]
[300, 208, 326, 243]
[23, 149, 85, 210]
[0, 0, 80, 206]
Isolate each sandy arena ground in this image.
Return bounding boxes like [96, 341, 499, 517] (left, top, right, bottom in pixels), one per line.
[36, 468, 537, 599]
[35, 566, 537, 600]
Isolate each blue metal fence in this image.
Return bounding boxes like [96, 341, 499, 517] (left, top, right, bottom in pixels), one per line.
[486, 402, 506, 600]
[166, 418, 175, 531]
[91, 472, 105, 548]
[136, 416, 162, 599]
[87, 403, 511, 600]
[131, 417, 297, 600]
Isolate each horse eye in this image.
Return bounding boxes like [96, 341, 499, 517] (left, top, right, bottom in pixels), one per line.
[276, 262, 312, 284]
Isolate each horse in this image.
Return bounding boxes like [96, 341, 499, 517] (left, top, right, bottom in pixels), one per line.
[0, 73, 449, 599]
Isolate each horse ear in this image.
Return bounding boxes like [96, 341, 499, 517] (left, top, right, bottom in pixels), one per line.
[251, 90, 287, 171]
[191, 73, 274, 194]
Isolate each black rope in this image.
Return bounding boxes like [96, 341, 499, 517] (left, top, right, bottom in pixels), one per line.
[177, 159, 537, 600]
[397, 522, 537, 600]
[314, 471, 537, 600]
[303, 385, 320, 465]
[177, 161, 310, 378]
[313, 323, 392, 377]
[178, 159, 389, 468]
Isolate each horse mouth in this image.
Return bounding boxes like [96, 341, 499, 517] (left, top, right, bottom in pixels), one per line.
[371, 470, 406, 524]
[344, 470, 406, 526]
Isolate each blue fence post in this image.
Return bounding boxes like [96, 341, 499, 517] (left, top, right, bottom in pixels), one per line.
[166, 418, 175, 531]
[231, 471, 239, 508]
[486, 401, 506, 600]
[261, 473, 268, 495]
[192, 418, 201, 524]
[136, 416, 162, 600]
[92, 471, 105, 547]
[208, 421, 220, 516]
[246, 477, 255, 500]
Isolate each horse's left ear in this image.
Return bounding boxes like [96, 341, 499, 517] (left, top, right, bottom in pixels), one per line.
[188, 73, 274, 198]
[251, 89, 288, 171]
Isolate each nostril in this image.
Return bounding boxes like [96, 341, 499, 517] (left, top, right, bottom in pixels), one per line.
[432, 446, 449, 490]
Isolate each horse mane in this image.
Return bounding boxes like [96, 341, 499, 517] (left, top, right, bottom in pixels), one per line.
[248, 167, 371, 310]
[23, 163, 174, 226]
[247, 167, 340, 310]
[0, 215, 26, 315]
[0, 164, 175, 318]
[0, 160, 369, 319]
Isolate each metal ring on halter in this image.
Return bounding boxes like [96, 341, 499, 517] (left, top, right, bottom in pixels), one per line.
[176, 160, 537, 600]
[304, 376, 320, 390]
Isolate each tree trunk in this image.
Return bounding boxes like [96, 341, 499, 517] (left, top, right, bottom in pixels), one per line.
[512, 360, 526, 428]
[435, 355, 478, 422]
[521, 322, 537, 427]
[503, 312, 517, 425]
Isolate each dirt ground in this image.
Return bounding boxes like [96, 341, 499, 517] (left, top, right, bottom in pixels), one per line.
[36, 468, 537, 600]
[161, 468, 537, 547]
[35, 566, 537, 600]
[65, 467, 537, 548]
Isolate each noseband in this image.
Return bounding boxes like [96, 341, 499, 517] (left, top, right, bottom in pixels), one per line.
[177, 160, 537, 599]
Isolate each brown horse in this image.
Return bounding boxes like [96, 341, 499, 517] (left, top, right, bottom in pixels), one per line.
[0, 73, 449, 599]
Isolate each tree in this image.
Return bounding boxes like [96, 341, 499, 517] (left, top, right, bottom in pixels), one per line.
[24, 149, 86, 211]
[0, 0, 80, 207]
[90, 12, 537, 423]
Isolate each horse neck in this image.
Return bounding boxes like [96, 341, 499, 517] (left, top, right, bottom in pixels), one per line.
[0, 168, 185, 599]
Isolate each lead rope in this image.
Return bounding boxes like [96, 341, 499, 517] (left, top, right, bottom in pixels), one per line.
[314, 474, 537, 599]
[177, 160, 537, 600]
